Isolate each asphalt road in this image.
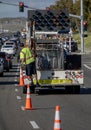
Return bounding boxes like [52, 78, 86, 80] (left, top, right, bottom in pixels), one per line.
[0, 53, 91, 130]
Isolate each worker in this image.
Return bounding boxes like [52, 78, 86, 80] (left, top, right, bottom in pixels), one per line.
[20, 38, 39, 91]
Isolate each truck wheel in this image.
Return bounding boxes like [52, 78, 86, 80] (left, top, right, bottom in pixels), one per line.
[73, 85, 80, 94]
[65, 86, 74, 94]
[65, 86, 80, 94]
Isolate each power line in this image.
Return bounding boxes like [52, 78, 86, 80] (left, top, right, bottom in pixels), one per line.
[0, 1, 39, 10]
[0, 1, 18, 6]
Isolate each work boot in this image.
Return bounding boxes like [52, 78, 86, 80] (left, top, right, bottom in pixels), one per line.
[36, 82, 40, 87]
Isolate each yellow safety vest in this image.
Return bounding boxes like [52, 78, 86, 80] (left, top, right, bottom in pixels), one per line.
[20, 47, 35, 65]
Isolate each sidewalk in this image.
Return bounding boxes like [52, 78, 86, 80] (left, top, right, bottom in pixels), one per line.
[83, 46, 91, 54]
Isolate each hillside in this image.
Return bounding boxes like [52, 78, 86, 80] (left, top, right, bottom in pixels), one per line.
[0, 17, 27, 32]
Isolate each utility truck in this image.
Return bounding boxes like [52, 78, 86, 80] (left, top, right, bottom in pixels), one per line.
[27, 9, 84, 93]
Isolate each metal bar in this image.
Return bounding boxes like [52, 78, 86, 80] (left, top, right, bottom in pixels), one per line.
[0, 1, 38, 10]
[69, 14, 81, 19]
[0, 1, 18, 6]
[80, 0, 84, 53]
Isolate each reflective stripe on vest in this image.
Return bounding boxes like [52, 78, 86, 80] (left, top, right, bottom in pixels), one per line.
[21, 51, 33, 60]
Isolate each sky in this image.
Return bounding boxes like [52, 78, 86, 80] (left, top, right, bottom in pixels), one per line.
[0, 0, 57, 18]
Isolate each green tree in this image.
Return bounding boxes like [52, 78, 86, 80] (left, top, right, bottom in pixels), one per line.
[50, 0, 91, 31]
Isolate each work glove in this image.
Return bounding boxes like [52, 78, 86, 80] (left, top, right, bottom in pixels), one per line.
[20, 63, 26, 70]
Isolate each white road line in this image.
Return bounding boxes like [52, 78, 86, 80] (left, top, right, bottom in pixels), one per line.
[21, 106, 25, 111]
[15, 88, 18, 92]
[17, 65, 20, 68]
[15, 84, 18, 86]
[15, 79, 17, 81]
[84, 64, 91, 70]
[16, 96, 21, 100]
[29, 121, 39, 129]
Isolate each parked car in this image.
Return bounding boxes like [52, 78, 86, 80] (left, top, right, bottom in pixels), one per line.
[1, 36, 9, 44]
[10, 37, 20, 48]
[0, 58, 4, 76]
[4, 40, 17, 49]
[0, 37, 3, 46]
[0, 52, 12, 71]
[7, 54, 12, 69]
[1, 45, 16, 56]
[12, 33, 20, 44]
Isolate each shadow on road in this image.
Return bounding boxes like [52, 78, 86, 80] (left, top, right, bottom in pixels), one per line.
[3, 74, 19, 77]
[9, 70, 19, 72]
[36, 89, 66, 95]
[35, 87, 91, 95]
[0, 81, 19, 85]
[0, 81, 91, 94]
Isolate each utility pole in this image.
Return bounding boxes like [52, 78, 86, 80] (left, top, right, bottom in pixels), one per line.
[80, 0, 84, 53]
[70, 0, 84, 53]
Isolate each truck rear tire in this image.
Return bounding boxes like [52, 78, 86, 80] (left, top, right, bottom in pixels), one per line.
[73, 85, 80, 94]
[65, 86, 73, 94]
[65, 85, 80, 94]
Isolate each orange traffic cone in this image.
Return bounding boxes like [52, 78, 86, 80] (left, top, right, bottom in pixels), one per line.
[54, 105, 62, 130]
[19, 67, 24, 86]
[25, 84, 33, 110]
